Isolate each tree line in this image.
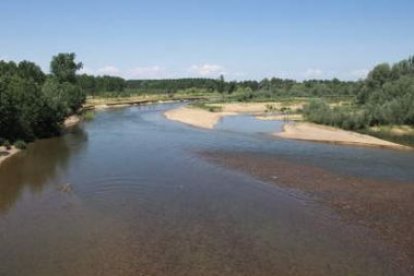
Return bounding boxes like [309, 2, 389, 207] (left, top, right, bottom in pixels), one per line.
[0, 53, 85, 144]
[87, 75, 358, 98]
[303, 55, 414, 130]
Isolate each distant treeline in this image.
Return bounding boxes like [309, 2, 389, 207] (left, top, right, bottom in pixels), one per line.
[80, 75, 359, 98]
[303, 56, 414, 130]
[77, 74, 126, 96]
[0, 53, 85, 143]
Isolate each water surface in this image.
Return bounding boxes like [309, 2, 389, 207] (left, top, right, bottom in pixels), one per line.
[1, 103, 413, 275]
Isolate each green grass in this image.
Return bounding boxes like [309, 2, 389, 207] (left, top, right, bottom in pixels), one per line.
[190, 101, 223, 112]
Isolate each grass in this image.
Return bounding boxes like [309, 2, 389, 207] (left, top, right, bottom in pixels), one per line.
[190, 101, 223, 112]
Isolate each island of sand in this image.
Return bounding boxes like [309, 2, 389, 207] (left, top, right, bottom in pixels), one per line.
[275, 122, 408, 149]
[165, 103, 410, 150]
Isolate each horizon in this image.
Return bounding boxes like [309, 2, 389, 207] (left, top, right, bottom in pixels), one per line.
[1, 0, 414, 81]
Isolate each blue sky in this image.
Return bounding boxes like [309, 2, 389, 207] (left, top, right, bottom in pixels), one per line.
[1, 0, 413, 80]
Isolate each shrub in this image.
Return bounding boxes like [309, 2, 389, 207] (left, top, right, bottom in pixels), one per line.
[83, 111, 95, 121]
[14, 140, 27, 150]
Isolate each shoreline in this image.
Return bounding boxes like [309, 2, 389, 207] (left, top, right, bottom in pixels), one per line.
[275, 122, 410, 150]
[164, 102, 298, 129]
[1, 114, 82, 168]
[0, 146, 20, 168]
[84, 95, 210, 110]
[64, 115, 81, 128]
[164, 103, 410, 149]
[164, 107, 236, 129]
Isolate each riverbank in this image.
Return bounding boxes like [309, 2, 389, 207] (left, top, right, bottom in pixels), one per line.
[84, 94, 211, 110]
[64, 115, 81, 127]
[164, 102, 300, 129]
[201, 151, 414, 272]
[276, 122, 409, 149]
[164, 103, 409, 149]
[165, 106, 236, 129]
[0, 146, 20, 168]
[0, 115, 82, 168]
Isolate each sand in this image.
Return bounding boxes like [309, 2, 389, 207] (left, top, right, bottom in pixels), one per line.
[0, 146, 20, 167]
[164, 102, 305, 129]
[164, 107, 236, 129]
[165, 103, 409, 149]
[64, 115, 81, 127]
[275, 122, 409, 149]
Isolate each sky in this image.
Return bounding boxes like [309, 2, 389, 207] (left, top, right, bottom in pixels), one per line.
[1, 0, 414, 81]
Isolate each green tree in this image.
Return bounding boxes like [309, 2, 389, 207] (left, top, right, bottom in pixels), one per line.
[50, 53, 82, 83]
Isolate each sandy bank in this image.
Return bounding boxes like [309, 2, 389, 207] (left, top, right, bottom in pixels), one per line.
[164, 107, 236, 129]
[164, 102, 304, 129]
[0, 146, 20, 168]
[84, 95, 209, 110]
[64, 115, 81, 128]
[275, 122, 409, 149]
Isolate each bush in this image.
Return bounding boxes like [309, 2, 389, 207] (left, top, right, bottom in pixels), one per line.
[0, 138, 5, 146]
[83, 111, 95, 121]
[14, 140, 27, 150]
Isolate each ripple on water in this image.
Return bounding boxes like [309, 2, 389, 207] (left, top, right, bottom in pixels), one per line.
[75, 176, 186, 212]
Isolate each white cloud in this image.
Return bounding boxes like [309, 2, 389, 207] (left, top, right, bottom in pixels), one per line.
[304, 68, 324, 79]
[97, 66, 121, 76]
[189, 64, 226, 77]
[127, 66, 167, 79]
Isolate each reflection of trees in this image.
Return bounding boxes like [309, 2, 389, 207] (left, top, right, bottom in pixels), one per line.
[0, 127, 88, 214]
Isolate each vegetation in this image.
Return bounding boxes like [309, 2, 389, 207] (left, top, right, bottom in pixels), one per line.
[82, 111, 95, 121]
[299, 55, 414, 145]
[303, 56, 414, 129]
[2, 51, 413, 146]
[13, 140, 27, 150]
[0, 53, 85, 144]
[78, 74, 126, 97]
[191, 101, 223, 112]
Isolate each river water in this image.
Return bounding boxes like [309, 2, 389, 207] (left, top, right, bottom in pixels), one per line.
[0, 103, 413, 275]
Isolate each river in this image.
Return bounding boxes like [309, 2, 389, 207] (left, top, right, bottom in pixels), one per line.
[0, 103, 413, 275]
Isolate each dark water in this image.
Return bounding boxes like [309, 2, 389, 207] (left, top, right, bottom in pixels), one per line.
[1, 103, 413, 275]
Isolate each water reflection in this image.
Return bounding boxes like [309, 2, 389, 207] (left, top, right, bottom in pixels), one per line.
[0, 127, 87, 214]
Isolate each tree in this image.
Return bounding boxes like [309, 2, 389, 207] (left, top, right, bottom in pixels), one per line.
[17, 61, 46, 84]
[217, 74, 225, 94]
[50, 53, 82, 83]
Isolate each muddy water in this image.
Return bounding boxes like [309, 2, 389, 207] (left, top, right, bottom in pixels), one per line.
[0, 103, 413, 275]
